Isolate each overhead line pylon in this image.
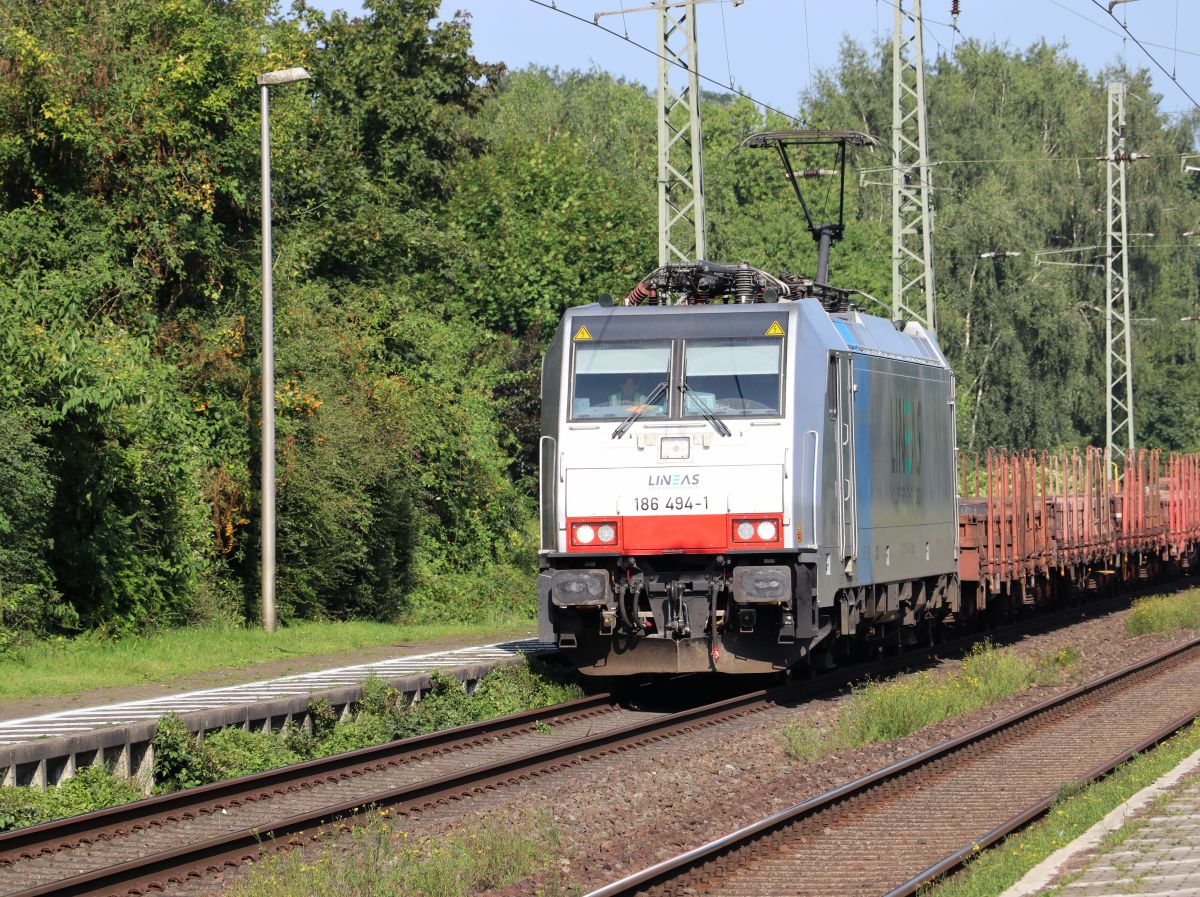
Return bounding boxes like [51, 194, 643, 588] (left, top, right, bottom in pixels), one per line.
[656, 4, 708, 266]
[594, 1, 711, 270]
[891, 0, 937, 335]
[1104, 80, 1136, 471]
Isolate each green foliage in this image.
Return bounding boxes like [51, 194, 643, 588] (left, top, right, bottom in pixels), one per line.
[347, 659, 584, 743]
[471, 655, 585, 714]
[309, 715, 397, 757]
[3, 0, 1199, 642]
[0, 764, 142, 834]
[204, 727, 303, 781]
[139, 659, 585, 796]
[846, 641, 1059, 743]
[0, 405, 72, 649]
[452, 49, 1200, 456]
[0, 0, 530, 633]
[1126, 588, 1200, 637]
[800, 40, 1200, 451]
[390, 674, 479, 739]
[446, 68, 656, 334]
[0, 657, 579, 833]
[152, 712, 214, 792]
[402, 562, 538, 625]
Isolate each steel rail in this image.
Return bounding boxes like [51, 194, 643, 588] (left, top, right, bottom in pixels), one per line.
[583, 635, 1200, 897]
[1, 616, 1048, 897]
[880, 709, 1200, 897]
[6, 687, 779, 897]
[4, 579, 1189, 897]
[0, 691, 614, 860]
[0, 589, 1127, 862]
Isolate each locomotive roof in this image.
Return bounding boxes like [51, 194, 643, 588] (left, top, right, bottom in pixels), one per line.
[557, 300, 948, 369]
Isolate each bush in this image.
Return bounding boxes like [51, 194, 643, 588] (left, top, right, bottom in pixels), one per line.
[311, 715, 397, 757]
[152, 713, 215, 792]
[471, 657, 585, 716]
[0, 406, 74, 650]
[402, 561, 538, 625]
[4, 659, 586, 833]
[0, 765, 142, 833]
[204, 728, 303, 781]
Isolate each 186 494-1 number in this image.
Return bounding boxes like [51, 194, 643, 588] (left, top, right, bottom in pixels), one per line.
[634, 495, 710, 512]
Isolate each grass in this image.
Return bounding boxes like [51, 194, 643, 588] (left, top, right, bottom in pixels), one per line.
[919, 720, 1200, 897]
[782, 642, 1081, 762]
[1125, 587, 1200, 637]
[229, 809, 574, 897]
[0, 619, 532, 704]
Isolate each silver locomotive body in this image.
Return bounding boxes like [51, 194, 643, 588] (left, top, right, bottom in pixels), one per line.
[538, 299, 959, 674]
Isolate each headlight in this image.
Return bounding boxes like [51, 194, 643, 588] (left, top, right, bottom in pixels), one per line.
[757, 520, 777, 541]
[574, 524, 595, 544]
[736, 521, 755, 541]
[597, 523, 617, 544]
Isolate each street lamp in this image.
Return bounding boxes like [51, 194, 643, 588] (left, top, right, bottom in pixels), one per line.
[257, 65, 310, 633]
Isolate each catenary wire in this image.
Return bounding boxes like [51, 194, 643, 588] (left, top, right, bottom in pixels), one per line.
[1083, 0, 1200, 111]
[526, 0, 813, 127]
[1046, 0, 1200, 59]
[718, 0, 734, 87]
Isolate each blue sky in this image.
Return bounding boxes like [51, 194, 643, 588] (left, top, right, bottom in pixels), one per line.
[307, 1, 1198, 121]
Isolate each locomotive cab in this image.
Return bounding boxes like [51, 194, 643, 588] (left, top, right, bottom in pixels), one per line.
[538, 292, 959, 675]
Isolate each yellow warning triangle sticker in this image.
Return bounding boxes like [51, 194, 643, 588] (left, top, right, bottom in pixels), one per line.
[765, 321, 785, 336]
[573, 324, 593, 341]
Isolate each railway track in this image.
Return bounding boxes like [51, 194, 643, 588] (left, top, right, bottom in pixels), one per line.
[584, 636, 1200, 897]
[0, 588, 1180, 897]
[0, 679, 783, 897]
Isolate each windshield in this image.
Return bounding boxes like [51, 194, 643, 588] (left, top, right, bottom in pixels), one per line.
[571, 341, 671, 419]
[683, 338, 783, 417]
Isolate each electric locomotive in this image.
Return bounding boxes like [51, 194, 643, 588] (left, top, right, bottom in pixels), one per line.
[538, 131, 960, 675]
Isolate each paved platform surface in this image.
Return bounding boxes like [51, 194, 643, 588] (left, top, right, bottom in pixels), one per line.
[1059, 776, 1200, 896]
[0, 638, 555, 747]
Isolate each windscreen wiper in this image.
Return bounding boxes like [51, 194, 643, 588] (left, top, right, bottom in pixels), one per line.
[611, 380, 668, 439]
[679, 381, 732, 437]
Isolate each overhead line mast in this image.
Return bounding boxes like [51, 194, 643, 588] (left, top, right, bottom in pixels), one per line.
[1104, 80, 1139, 470]
[891, 0, 937, 335]
[656, 4, 708, 265]
[597, 0, 727, 268]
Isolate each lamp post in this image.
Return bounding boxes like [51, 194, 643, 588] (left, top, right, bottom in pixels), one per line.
[257, 66, 310, 633]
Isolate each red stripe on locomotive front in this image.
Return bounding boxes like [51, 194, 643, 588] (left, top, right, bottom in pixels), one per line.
[565, 514, 783, 554]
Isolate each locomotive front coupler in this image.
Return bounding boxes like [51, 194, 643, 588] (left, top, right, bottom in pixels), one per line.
[616, 557, 646, 636]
